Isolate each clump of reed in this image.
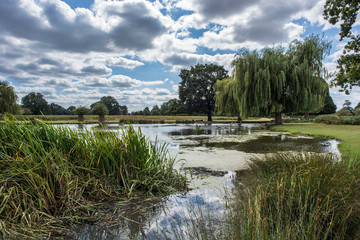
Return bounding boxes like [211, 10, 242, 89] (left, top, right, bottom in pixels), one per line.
[231, 153, 360, 239]
[0, 118, 186, 238]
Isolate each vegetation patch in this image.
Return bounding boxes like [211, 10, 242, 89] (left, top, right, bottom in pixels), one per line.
[271, 123, 360, 157]
[0, 118, 186, 238]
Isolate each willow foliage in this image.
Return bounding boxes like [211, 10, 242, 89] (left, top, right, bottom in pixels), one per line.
[216, 35, 331, 123]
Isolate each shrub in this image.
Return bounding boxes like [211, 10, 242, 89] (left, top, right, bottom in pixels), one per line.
[336, 108, 353, 116]
[355, 108, 360, 116]
[314, 114, 343, 124]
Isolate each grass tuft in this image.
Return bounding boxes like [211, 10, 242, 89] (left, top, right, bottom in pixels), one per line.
[0, 117, 186, 238]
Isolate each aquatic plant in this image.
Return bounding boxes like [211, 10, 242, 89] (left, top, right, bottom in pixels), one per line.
[0, 118, 186, 238]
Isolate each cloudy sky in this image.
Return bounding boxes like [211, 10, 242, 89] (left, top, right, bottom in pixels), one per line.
[1, 0, 359, 111]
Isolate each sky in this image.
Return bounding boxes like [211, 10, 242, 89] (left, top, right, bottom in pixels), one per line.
[0, 0, 359, 112]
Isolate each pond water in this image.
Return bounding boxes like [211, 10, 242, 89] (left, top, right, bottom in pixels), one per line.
[64, 123, 340, 239]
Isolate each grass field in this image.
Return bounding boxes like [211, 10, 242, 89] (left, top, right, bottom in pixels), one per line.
[272, 123, 360, 157]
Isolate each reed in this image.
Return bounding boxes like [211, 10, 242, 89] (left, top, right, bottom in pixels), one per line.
[0, 118, 186, 238]
[231, 153, 360, 239]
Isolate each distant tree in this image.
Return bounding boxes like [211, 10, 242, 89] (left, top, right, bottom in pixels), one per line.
[92, 103, 109, 122]
[143, 107, 150, 116]
[151, 105, 161, 115]
[342, 100, 354, 113]
[90, 101, 101, 109]
[355, 107, 360, 115]
[100, 96, 121, 115]
[119, 105, 128, 115]
[160, 99, 186, 115]
[21, 108, 32, 115]
[21, 92, 50, 115]
[74, 106, 90, 121]
[49, 103, 70, 115]
[0, 81, 20, 115]
[179, 64, 228, 121]
[324, 0, 360, 93]
[318, 89, 337, 114]
[67, 106, 76, 114]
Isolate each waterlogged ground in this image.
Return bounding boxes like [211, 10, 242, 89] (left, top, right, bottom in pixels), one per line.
[63, 123, 340, 239]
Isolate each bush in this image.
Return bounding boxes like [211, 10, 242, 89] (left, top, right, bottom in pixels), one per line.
[336, 108, 353, 116]
[314, 114, 343, 124]
[355, 108, 360, 116]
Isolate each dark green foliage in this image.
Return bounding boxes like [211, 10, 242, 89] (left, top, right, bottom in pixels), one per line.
[91, 96, 127, 115]
[151, 105, 161, 115]
[0, 81, 20, 115]
[0, 119, 186, 237]
[74, 106, 90, 115]
[179, 64, 228, 121]
[342, 99, 354, 112]
[160, 98, 186, 115]
[49, 103, 70, 115]
[21, 92, 50, 115]
[324, 0, 360, 93]
[318, 90, 337, 114]
[91, 103, 109, 121]
[143, 107, 150, 115]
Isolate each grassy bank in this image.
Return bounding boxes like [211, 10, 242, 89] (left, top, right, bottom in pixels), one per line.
[271, 123, 360, 157]
[0, 114, 272, 124]
[0, 118, 186, 238]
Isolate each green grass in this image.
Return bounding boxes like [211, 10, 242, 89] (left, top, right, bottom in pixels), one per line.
[272, 123, 360, 157]
[0, 118, 186, 238]
[0, 114, 272, 124]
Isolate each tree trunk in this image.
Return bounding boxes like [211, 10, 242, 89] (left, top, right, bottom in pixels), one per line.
[99, 115, 105, 122]
[275, 112, 282, 125]
[78, 114, 84, 122]
[207, 111, 212, 122]
[238, 116, 242, 125]
[304, 113, 310, 120]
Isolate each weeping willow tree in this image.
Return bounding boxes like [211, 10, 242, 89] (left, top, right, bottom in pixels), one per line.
[215, 77, 241, 121]
[216, 35, 331, 125]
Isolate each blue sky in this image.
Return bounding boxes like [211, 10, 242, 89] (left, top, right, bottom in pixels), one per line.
[0, 0, 359, 111]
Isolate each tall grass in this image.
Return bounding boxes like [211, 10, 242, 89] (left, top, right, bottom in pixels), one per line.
[146, 153, 360, 240]
[231, 153, 360, 239]
[0, 118, 186, 238]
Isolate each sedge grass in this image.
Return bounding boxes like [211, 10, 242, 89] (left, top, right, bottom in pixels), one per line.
[0, 118, 186, 238]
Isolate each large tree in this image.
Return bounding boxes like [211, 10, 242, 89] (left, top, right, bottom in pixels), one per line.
[21, 92, 49, 115]
[0, 81, 20, 115]
[100, 96, 121, 115]
[215, 77, 240, 121]
[217, 36, 330, 125]
[179, 64, 228, 121]
[49, 103, 70, 115]
[91, 102, 109, 122]
[324, 0, 360, 93]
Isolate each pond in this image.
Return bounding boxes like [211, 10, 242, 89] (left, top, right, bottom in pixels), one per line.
[63, 123, 340, 239]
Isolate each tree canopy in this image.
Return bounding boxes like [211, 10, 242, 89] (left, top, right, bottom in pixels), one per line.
[179, 64, 228, 121]
[0, 81, 20, 115]
[216, 35, 330, 124]
[324, 0, 360, 93]
[21, 92, 49, 115]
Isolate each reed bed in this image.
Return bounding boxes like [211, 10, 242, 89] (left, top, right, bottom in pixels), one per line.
[0, 118, 186, 238]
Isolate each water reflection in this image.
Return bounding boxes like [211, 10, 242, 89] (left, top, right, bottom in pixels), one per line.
[64, 123, 340, 239]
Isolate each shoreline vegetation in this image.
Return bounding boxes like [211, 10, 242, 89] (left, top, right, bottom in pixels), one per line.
[1, 119, 359, 239]
[0, 114, 272, 124]
[0, 118, 186, 238]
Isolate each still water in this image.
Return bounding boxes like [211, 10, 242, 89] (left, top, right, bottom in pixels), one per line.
[64, 123, 340, 239]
